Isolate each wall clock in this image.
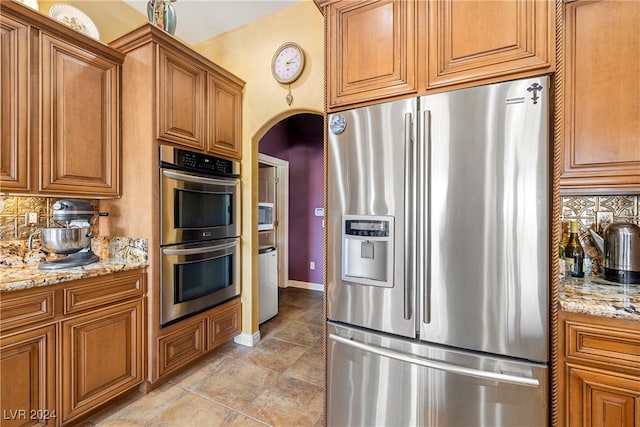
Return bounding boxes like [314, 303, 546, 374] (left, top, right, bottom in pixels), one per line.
[271, 42, 305, 85]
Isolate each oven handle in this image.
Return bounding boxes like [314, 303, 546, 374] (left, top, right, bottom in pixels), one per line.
[162, 169, 239, 187]
[162, 241, 237, 256]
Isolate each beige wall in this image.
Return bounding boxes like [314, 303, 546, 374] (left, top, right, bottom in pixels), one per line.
[194, 0, 325, 340]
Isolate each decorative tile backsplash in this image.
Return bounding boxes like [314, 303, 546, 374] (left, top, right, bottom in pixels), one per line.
[0, 196, 98, 240]
[3, 194, 638, 253]
[560, 194, 639, 274]
[561, 194, 639, 232]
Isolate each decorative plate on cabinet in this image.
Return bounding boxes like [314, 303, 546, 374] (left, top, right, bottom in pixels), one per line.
[16, 0, 40, 10]
[49, 4, 100, 40]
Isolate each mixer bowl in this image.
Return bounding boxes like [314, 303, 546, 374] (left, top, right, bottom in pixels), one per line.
[40, 227, 93, 254]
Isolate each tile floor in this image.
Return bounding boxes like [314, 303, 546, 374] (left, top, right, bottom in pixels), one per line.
[83, 287, 325, 427]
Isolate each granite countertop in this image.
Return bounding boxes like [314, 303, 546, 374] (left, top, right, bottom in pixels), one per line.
[0, 237, 148, 293]
[560, 275, 640, 321]
[0, 259, 148, 292]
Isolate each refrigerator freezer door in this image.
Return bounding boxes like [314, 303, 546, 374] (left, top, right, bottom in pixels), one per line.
[327, 98, 416, 338]
[327, 322, 419, 427]
[327, 322, 548, 427]
[419, 77, 550, 362]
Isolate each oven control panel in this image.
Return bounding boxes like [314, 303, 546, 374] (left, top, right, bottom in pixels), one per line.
[180, 151, 232, 174]
[160, 145, 239, 176]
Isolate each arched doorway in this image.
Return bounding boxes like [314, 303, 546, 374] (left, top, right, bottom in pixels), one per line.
[256, 112, 324, 322]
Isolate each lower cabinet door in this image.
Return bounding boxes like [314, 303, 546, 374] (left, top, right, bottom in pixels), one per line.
[567, 366, 640, 427]
[208, 299, 241, 351]
[61, 300, 143, 424]
[157, 318, 206, 379]
[0, 325, 57, 427]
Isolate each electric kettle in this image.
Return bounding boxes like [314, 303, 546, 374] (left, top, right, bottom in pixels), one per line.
[588, 223, 640, 284]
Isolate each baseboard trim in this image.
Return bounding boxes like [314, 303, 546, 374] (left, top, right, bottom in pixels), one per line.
[287, 280, 324, 292]
[233, 331, 261, 347]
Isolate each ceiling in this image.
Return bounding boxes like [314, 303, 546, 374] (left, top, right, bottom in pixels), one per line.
[123, 0, 301, 45]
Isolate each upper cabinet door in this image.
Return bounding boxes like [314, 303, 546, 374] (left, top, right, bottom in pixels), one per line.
[39, 33, 121, 197]
[560, 0, 640, 193]
[208, 75, 242, 160]
[327, 0, 417, 110]
[0, 14, 30, 192]
[426, 0, 554, 89]
[157, 47, 206, 150]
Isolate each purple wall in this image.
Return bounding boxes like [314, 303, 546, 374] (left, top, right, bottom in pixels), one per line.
[260, 114, 324, 284]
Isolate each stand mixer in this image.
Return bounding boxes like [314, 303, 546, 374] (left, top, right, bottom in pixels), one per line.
[31, 200, 100, 270]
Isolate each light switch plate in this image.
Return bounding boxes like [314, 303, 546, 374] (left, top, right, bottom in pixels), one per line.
[27, 211, 38, 225]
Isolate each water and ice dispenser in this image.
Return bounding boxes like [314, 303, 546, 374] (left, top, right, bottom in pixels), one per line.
[341, 215, 394, 287]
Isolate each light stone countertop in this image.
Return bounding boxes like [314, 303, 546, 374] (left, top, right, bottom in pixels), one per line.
[0, 237, 148, 292]
[0, 259, 147, 292]
[560, 275, 640, 321]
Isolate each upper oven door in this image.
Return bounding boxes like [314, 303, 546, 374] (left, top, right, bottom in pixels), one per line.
[161, 168, 240, 245]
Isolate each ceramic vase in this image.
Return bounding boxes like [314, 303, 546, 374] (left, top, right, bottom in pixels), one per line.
[147, 0, 177, 35]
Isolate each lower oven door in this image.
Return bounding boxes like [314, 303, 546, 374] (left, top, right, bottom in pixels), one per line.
[161, 238, 240, 327]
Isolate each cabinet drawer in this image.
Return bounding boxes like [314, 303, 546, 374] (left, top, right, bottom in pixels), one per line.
[157, 319, 206, 377]
[0, 291, 55, 331]
[64, 271, 144, 315]
[208, 300, 241, 350]
[566, 320, 640, 375]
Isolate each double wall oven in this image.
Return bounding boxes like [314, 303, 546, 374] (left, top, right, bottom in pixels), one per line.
[159, 145, 241, 327]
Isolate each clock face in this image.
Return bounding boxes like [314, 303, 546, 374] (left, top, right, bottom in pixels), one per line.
[272, 43, 305, 84]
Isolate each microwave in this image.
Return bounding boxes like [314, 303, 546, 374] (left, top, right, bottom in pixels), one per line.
[258, 202, 274, 231]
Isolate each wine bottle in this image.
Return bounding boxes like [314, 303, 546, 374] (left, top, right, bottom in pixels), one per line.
[564, 220, 584, 278]
[558, 221, 569, 280]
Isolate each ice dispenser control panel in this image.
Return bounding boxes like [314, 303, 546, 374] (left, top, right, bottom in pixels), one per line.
[341, 215, 394, 287]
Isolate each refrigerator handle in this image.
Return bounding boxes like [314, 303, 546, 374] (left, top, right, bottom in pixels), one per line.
[329, 334, 541, 387]
[421, 109, 430, 324]
[403, 112, 414, 321]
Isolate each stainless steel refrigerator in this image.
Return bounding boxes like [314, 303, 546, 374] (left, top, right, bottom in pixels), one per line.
[327, 76, 550, 426]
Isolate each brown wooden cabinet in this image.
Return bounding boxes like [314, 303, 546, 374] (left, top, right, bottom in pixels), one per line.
[112, 25, 244, 160]
[426, 0, 555, 90]
[154, 297, 241, 381]
[61, 300, 143, 424]
[207, 298, 241, 351]
[208, 76, 242, 159]
[157, 318, 206, 379]
[558, 311, 640, 427]
[157, 47, 206, 150]
[325, 0, 417, 108]
[0, 270, 146, 427]
[39, 34, 121, 197]
[326, 0, 417, 109]
[559, 0, 640, 193]
[325, 0, 555, 111]
[0, 1, 123, 198]
[0, 12, 30, 193]
[566, 368, 640, 427]
[0, 325, 57, 427]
